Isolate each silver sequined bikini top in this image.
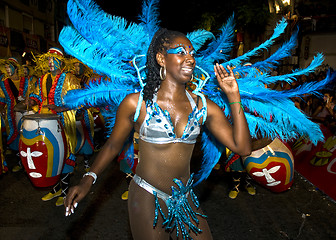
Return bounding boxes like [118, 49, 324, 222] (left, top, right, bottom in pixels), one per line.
[137, 90, 206, 144]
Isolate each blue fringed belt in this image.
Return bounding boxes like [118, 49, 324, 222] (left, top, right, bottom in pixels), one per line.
[133, 173, 206, 240]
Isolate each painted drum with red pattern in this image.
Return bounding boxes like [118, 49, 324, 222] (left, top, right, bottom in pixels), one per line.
[19, 114, 68, 187]
[242, 138, 294, 192]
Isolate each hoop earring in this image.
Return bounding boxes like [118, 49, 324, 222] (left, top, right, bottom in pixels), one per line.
[160, 66, 166, 80]
[190, 74, 194, 81]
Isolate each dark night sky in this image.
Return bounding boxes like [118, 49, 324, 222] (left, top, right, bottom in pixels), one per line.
[94, 0, 234, 33]
[87, 0, 336, 34]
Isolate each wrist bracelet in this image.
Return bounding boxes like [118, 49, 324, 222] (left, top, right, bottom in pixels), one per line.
[229, 101, 243, 113]
[83, 171, 97, 184]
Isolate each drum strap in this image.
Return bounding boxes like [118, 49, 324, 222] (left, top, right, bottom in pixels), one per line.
[46, 74, 53, 96]
[7, 78, 19, 100]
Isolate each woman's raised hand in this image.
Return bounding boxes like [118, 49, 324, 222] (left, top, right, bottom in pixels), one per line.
[214, 64, 239, 94]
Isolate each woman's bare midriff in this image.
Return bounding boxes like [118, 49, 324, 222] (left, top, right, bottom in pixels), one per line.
[134, 139, 195, 194]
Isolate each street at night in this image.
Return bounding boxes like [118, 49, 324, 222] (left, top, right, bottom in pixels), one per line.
[1, 152, 336, 240]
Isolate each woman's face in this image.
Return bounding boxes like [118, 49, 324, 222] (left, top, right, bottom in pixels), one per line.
[163, 36, 195, 83]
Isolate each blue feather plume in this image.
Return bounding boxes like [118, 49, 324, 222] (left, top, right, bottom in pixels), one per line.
[59, 26, 139, 85]
[253, 27, 299, 72]
[223, 18, 287, 67]
[187, 30, 215, 52]
[199, 14, 236, 63]
[138, 0, 161, 41]
[194, 128, 224, 186]
[67, 0, 149, 56]
[63, 79, 140, 110]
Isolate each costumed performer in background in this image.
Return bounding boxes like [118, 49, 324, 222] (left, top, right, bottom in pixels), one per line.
[0, 62, 6, 175]
[27, 48, 81, 207]
[224, 148, 257, 199]
[0, 57, 29, 172]
[71, 58, 95, 172]
[22, 63, 39, 105]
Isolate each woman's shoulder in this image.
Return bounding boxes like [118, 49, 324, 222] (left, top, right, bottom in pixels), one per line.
[124, 91, 141, 101]
[120, 92, 142, 109]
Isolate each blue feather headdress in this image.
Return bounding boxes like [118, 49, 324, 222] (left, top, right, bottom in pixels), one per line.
[59, 0, 335, 185]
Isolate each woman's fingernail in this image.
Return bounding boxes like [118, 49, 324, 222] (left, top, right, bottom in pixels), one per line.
[74, 202, 78, 208]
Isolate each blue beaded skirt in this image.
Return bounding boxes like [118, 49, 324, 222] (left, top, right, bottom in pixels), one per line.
[133, 173, 206, 240]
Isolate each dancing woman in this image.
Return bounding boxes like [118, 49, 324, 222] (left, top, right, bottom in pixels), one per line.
[64, 29, 251, 239]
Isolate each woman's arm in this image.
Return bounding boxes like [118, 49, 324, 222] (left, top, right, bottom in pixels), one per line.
[64, 93, 138, 216]
[205, 64, 251, 156]
[86, 95, 137, 176]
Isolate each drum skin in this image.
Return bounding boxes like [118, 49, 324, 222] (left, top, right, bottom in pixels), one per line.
[13, 110, 35, 150]
[19, 114, 68, 187]
[242, 138, 294, 192]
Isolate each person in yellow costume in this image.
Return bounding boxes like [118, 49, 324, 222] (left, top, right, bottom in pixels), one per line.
[70, 58, 95, 172]
[82, 73, 108, 152]
[0, 57, 33, 172]
[0, 62, 7, 175]
[27, 48, 81, 207]
[224, 148, 256, 199]
[22, 63, 39, 104]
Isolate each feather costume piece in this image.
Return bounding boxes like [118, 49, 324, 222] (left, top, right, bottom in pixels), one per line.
[60, 0, 335, 185]
[138, 0, 161, 41]
[199, 14, 235, 62]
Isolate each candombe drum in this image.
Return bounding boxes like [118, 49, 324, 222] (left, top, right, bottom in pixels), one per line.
[14, 104, 34, 129]
[19, 114, 68, 187]
[242, 138, 294, 192]
[12, 102, 34, 151]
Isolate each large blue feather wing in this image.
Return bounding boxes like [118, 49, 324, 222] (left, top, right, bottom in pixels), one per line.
[67, 0, 149, 56]
[59, 0, 335, 186]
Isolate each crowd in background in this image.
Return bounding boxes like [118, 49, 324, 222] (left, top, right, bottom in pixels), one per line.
[273, 66, 336, 134]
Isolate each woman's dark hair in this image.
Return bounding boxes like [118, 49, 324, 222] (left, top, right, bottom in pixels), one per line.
[143, 28, 186, 103]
